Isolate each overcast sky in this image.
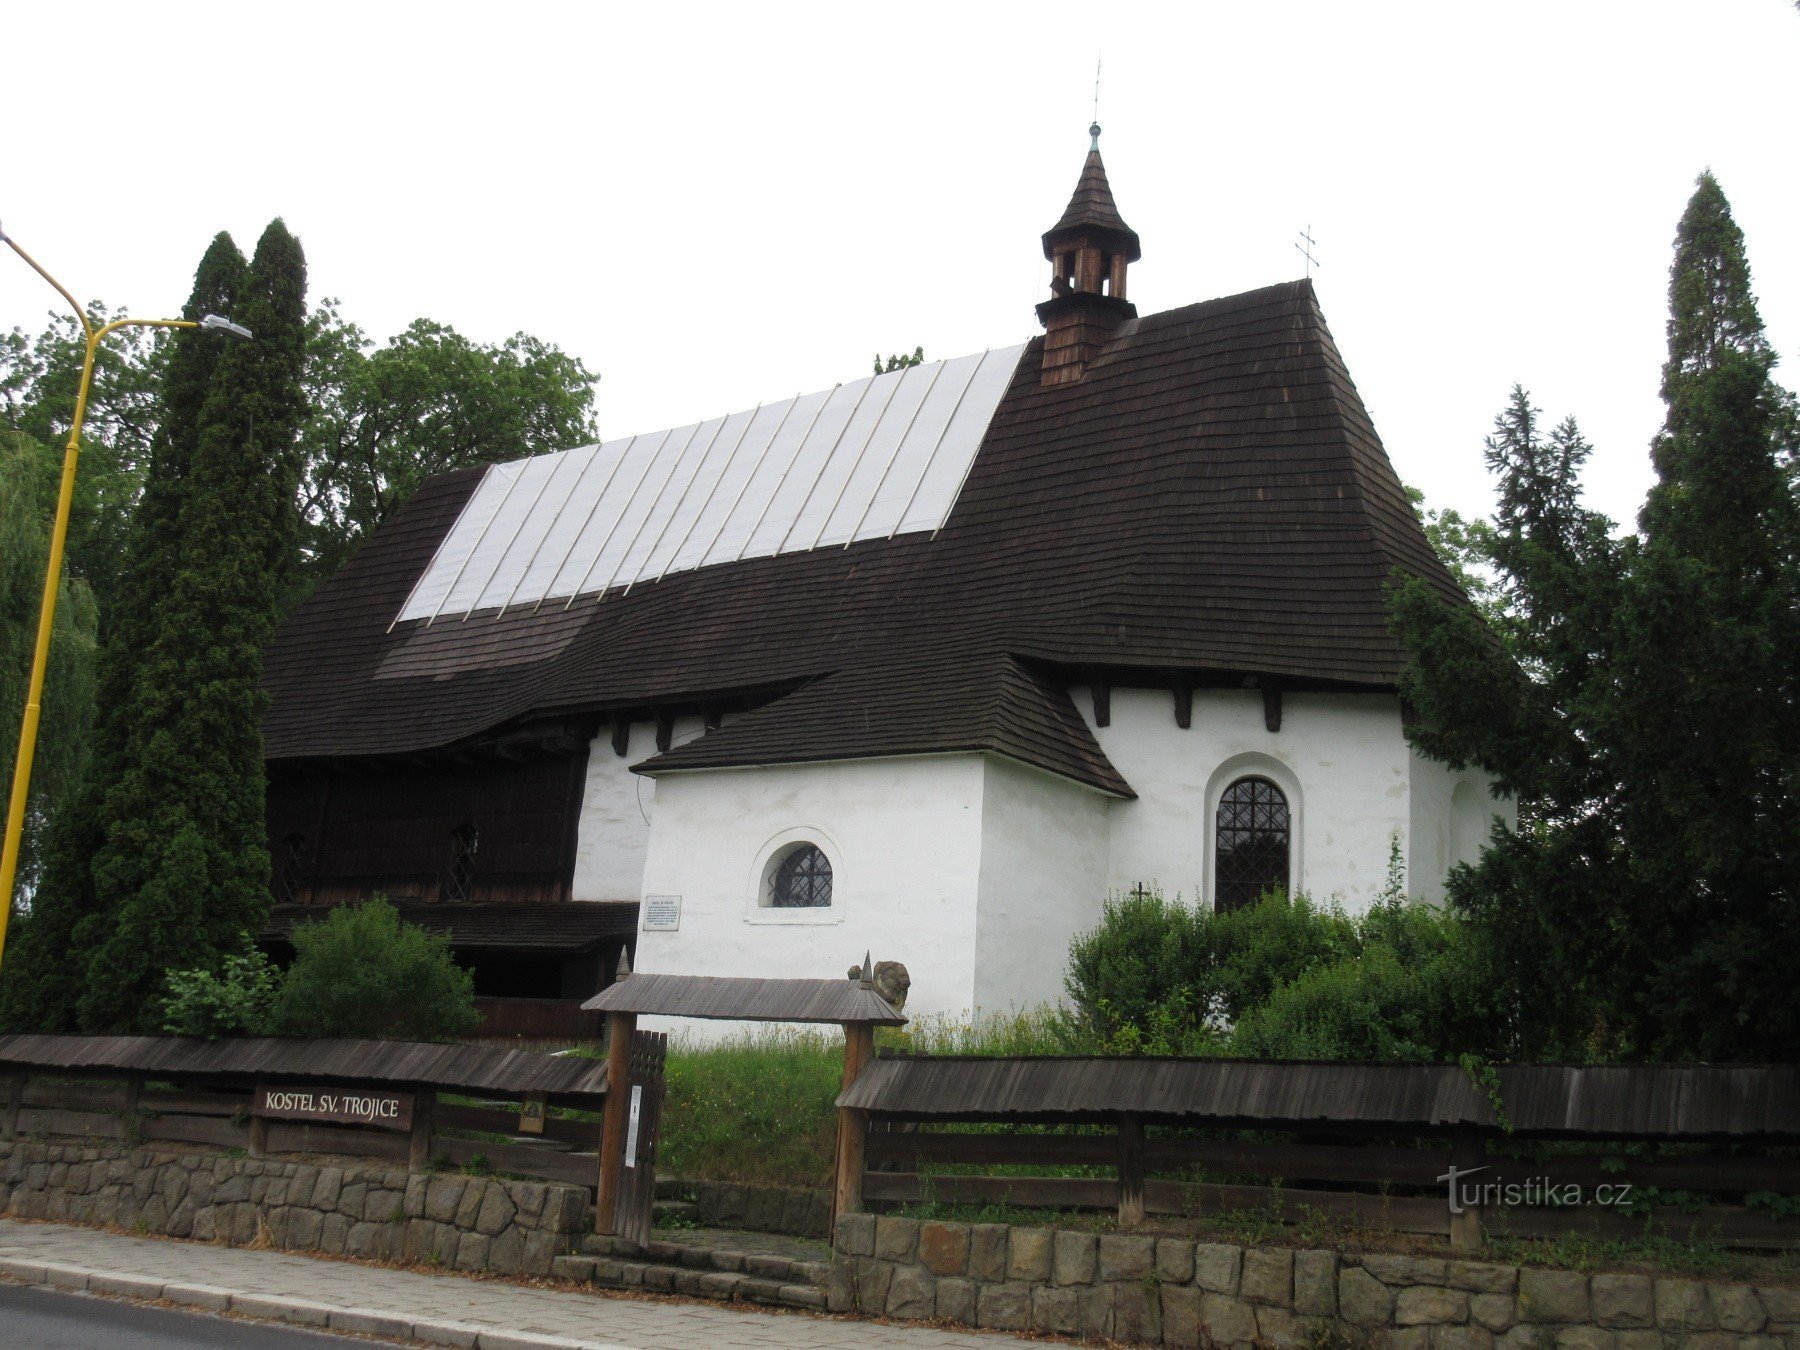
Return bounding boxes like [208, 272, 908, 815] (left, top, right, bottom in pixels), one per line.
[5, 1, 1796, 530]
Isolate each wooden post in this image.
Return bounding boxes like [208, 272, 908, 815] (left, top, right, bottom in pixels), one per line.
[1117, 1112, 1145, 1227]
[248, 1108, 270, 1159]
[1449, 1131, 1485, 1252]
[3, 1071, 23, 1141]
[408, 1090, 435, 1173]
[595, 1010, 636, 1234]
[832, 1022, 875, 1235]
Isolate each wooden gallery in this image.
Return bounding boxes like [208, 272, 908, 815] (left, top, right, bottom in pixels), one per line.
[260, 130, 1506, 1038]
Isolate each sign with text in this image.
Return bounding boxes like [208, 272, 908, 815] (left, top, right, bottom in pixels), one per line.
[642, 895, 681, 931]
[253, 1085, 414, 1132]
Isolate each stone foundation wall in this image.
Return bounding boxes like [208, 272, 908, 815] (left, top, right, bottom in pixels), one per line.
[0, 1139, 588, 1277]
[830, 1215, 1800, 1349]
[657, 1177, 831, 1238]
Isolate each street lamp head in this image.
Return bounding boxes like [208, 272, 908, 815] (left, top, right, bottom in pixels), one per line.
[199, 313, 253, 341]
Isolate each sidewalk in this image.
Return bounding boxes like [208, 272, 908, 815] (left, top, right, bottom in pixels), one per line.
[0, 1218, 1035, 1349]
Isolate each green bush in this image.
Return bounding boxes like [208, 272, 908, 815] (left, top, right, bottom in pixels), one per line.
[263, 897, 479, 1041]
[158, 937, 279, 1039]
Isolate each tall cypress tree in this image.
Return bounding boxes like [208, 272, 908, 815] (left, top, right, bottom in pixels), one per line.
[1607, 173, 1800, 1058]
[77, 222, 305, 1032]
[0, 236, 245, 1031]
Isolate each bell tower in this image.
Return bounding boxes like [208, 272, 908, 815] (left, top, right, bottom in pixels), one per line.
[1036, 123, 1141, 387]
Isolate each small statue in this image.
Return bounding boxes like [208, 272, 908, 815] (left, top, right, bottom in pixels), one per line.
[848, 957, 911, 1012]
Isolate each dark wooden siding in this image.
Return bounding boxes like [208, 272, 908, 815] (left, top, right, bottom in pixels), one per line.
[267, 747, 589, 908]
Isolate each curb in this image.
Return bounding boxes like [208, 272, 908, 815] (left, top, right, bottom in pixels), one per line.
[0, 1255, 623, 1349]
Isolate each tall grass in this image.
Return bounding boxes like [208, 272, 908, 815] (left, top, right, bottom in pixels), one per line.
[660, 1027, 842, 1187]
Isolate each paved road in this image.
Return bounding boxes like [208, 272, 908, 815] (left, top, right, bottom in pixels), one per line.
[0, 1218, 1035, 1349]
[0, 1281, 360, 1347]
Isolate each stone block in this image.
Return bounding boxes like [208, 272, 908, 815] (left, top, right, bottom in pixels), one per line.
[1590, 1274, 1654, 1329]
[1242, 1248, 1294, 1307]
[510, 1180, 546, 1220]
[1366, 1255, 1452, 1286]
[827, 1258, 854, 1314]
[1115, 1282, 1162, 1345]
[1098, 1232, 1155, 1282]
[874, 1216, 917, 1262]
[835, 1212, 875, 1258]
[473, 1185, 517, 1237]
[1163, 1285, 1203, 1349]
[1519, 1269, 1590, 1324]
[1007, 1226, 1054, 1282]
[320, 1212, 349, 1253]
[1195, 1241, 1243, 1293]
[852, 1256, 892, 1311]
[1295, 1250, 1337, 1316]
[1078, 1283, 1114, 1338]
[487, 1226, 524, 1275]
[1341, 1266, 1397, 1326]
[1449, 1262, 1521, 1294]
[977, 1281, 1030, 1331]
[1258, 1307, 1329, 1349]
[1757, 1285, 1800, 1324]
[1708, 1286, 1766, 1334]
[1032, 1284, 1080, 1335]
[1552, 1330, 1614, 1350]
[1398, 1286, 1472, 1326]
[403, 1174, 427, 1218]
[968, 1224, 1008, 1282]
[1054, 1229, 1097, 1285]
[885, 1265, 936, 1320]
[520, 1229, 559, 1276]
[1612, 1334, 1660, 1350]
[1198, 1292, 1260, 1348]
[1389, 1330, 1434, 1350]
[1157, 1236, 1196, 1285]
[1434, 1327, 1497, 1350]
[425, 1177, 465, 1224]
[936, 1276, 976, 1325]
[455, 1232, 490, 1272]
[1655, 1278, 1715, 1331]
[286, 1207, 324, 1250]
[1472, 1292, 1519, 1331]
[917, 1221, 969, 1276]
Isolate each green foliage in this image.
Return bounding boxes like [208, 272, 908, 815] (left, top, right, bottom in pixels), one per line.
[659, 1027, 843, 1186]
[158, 935, 279, 1039]
[1393, 174, 1800, 1062]
[264, 897, 478, 1040]
[292, 302, 598, 596]
[78, 222, 306, 1032]
[872, 346, 925, 376]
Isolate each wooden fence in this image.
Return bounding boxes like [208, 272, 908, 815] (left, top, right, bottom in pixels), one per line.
[2, 1071, 602, 1193]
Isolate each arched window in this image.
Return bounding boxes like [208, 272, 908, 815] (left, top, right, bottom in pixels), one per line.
[1215, 776, 1290, 912]
[766, 843, 832, 908]
[446, 824, 479, 903]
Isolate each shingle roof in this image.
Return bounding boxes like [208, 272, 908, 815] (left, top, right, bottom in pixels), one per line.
[1044, 147, 1141, 260]
[261, 901, 638, 951]
[583, 973, 906, 1026]
[263, 282, 1466, 790]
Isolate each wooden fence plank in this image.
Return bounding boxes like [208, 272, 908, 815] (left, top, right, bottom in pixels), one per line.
[21, 1080, 132, 1112]
[434, 1135, 600, 1189]
[866, 1130, 1116, 1169]
[14, 1107, 125, 1140]
[1142, 1138, 1451, 1187]
[267, 1121, 410, 1161]
[862, 1172, 1116, 1209]
[433, 1102, 594, 1148]
[137, 1087, 245, 1118]
[140, 1115, 250, 1148]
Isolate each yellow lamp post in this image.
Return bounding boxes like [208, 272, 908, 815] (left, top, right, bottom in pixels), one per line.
[0, 223, 251, 969]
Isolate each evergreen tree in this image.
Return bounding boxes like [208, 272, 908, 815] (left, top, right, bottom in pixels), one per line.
[1606, 173, 1800, 1058]
[0, 237, 244, 1031]
[77, 221, 305, 1032]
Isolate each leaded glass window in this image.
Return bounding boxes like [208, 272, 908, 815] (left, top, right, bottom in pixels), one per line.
[446, 824, 479, 903]
[278, 832, 306, 905]
[769, 844, 832, 908]
[1215, 776, 1289, 912]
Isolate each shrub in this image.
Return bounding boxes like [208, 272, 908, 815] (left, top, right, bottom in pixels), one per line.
[263, 897, 479, 1041]
[159, 937, 280, 1039]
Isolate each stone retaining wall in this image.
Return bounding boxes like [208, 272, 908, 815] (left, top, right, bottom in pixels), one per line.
[657, 1176, 831, 1238]
[0, 1139, 587, 1277]
[830, 1215, 1800, 1348]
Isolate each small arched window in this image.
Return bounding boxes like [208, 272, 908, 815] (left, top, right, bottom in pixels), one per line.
[766, 843, 832, 908]
[1215, 776, 1290, 912]
[446, 824, 479, 903]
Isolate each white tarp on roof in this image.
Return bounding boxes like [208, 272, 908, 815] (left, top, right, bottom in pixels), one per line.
[395, 344, 1024, 623]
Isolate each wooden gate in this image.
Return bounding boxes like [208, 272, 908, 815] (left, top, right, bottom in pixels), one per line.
[611, 1029, 667, 1246]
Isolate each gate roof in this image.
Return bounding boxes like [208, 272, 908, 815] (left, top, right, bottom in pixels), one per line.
[583, 973, 905, 1025]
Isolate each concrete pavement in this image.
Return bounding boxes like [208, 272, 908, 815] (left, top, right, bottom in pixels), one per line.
[0, 1218, 1039, 1349]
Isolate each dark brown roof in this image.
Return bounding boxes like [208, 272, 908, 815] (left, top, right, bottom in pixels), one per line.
[583, 973, 906, 1025]
[1044, 147, 1141, 261]
[836, 1056, 1800, 1139]
[263, 282, 1466, 786]
[261, 902, 637, 951]
[0, 1034, 610, 1099]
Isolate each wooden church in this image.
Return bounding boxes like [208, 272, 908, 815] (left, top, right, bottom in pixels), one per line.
[261, 129, 1504, 1037]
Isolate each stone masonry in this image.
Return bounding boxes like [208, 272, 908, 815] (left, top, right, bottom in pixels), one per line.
[830, 1216, 1800, 1349]
[0, 1139, 587, 1277]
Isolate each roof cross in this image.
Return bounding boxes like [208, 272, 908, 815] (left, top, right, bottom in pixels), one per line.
[1295, 223, 1321, 278]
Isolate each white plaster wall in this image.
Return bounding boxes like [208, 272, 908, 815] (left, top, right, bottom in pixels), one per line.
[1083, 687, 1417, 914]
[571, 715, 706, 901]
[972, 757, 1111, 1018]
[1407, 748, 1516, 905]
[633, 755, 986, 1038]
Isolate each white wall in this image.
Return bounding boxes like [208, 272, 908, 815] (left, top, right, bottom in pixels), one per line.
[1083, 686, 1416, 914]
[1407, 748, 1515, 905]
[633, 755, 987, 1037]
[972, 757, 1111, 1018]
[571, 715, 706, 902]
